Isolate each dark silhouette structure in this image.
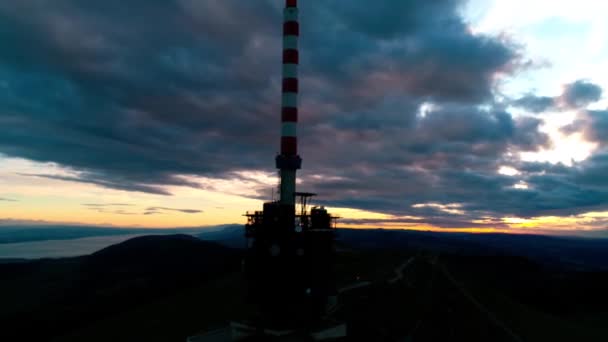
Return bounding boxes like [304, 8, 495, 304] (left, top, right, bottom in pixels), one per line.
[244, 193, 337, 328]
[238, 0, 343, 338]
[187, 2, 343, 340]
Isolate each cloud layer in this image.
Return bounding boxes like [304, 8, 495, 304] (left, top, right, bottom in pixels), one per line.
[81, 203, 202, 216]
[513, 80, 603, 112]
[0, 0, 606, 228]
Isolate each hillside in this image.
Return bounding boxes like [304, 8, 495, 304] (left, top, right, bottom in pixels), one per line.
[0, 224, 237, 244]
[1, 230, 608, 341]
[0, 235, 241, 341]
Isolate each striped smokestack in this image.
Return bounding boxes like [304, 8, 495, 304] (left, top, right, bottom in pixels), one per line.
[276, 0, 301, 205]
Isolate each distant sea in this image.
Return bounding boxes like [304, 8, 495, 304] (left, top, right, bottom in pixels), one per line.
[0, 234, 156, 259]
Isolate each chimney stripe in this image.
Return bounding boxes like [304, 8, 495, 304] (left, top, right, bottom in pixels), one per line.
[280, 0, 299, 159]
[282, 93, 298, 108]
[281, 137, 297, 155]
[283, 36, 298, 50]
[281, 122, 297, 137]
[283, 49, 299, 64]
[283, 22, 299, 36]
[282, 107, 298, 122]
[283, 64, 298, 78]
[282, 78, 298, 93]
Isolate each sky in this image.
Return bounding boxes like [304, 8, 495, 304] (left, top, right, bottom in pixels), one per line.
[1, 0, 608, 236]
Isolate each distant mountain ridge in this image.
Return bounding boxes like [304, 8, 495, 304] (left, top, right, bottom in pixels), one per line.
[4, 224, 608, 271]
[0, 224, 240, 244]
[337, 229, 608, 271]
[1, 230, 607, 341]
[195, 226, 608, 271]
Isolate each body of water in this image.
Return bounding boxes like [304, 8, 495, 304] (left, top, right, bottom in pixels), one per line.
[0, 234, 153, 259]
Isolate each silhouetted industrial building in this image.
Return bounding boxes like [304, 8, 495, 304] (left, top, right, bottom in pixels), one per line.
[188, 1, 344, 340]
[241, 0, 343, 338]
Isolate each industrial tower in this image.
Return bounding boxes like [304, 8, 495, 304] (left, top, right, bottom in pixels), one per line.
[239, 0, 344, 339]
[276, 0, 302, 207]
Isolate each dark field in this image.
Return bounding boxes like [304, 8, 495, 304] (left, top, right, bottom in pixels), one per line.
[1, 229, 607, 341]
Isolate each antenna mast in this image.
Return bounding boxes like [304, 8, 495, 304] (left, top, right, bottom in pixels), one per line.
[276, 0, 302, 205]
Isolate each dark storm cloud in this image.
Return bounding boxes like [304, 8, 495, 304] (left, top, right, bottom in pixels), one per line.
[295, 0, 521, 106]
[557, 81, 606, 146]
[509, 83, 608, 221]
[18, 173, 174, 195]
[513, 95, 555, 113]
[297, 101, 556, 223]
[562, 80, 603, 108]
[0, 1, 522, 177]
[507, 154, 608, 217]
[2, 0, 597, 228]
[512, 80, 603, 112]
[562, 109, 608, 145]
[583, 110, 608, 143]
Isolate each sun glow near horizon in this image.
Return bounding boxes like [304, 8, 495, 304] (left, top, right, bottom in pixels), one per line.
[3, 154, 608, 236]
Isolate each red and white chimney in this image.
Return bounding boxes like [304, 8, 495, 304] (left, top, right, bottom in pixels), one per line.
[276, 0, 302, 205]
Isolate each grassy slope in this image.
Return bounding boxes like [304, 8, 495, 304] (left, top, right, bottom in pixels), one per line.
[0, 235, 241, 341]
[57, 249, 607, 341]
[455, 272, 607, 341]
[53, 273, 244, 342]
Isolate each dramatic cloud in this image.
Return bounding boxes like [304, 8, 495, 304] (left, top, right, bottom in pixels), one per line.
[19, 173, 175, 195]
[562, 80, 603, 108]
[513, 80, 603, 112]
[562, 109, 608, 145]
[513, 95, 555, 113]
[3, 0, 606, 229]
